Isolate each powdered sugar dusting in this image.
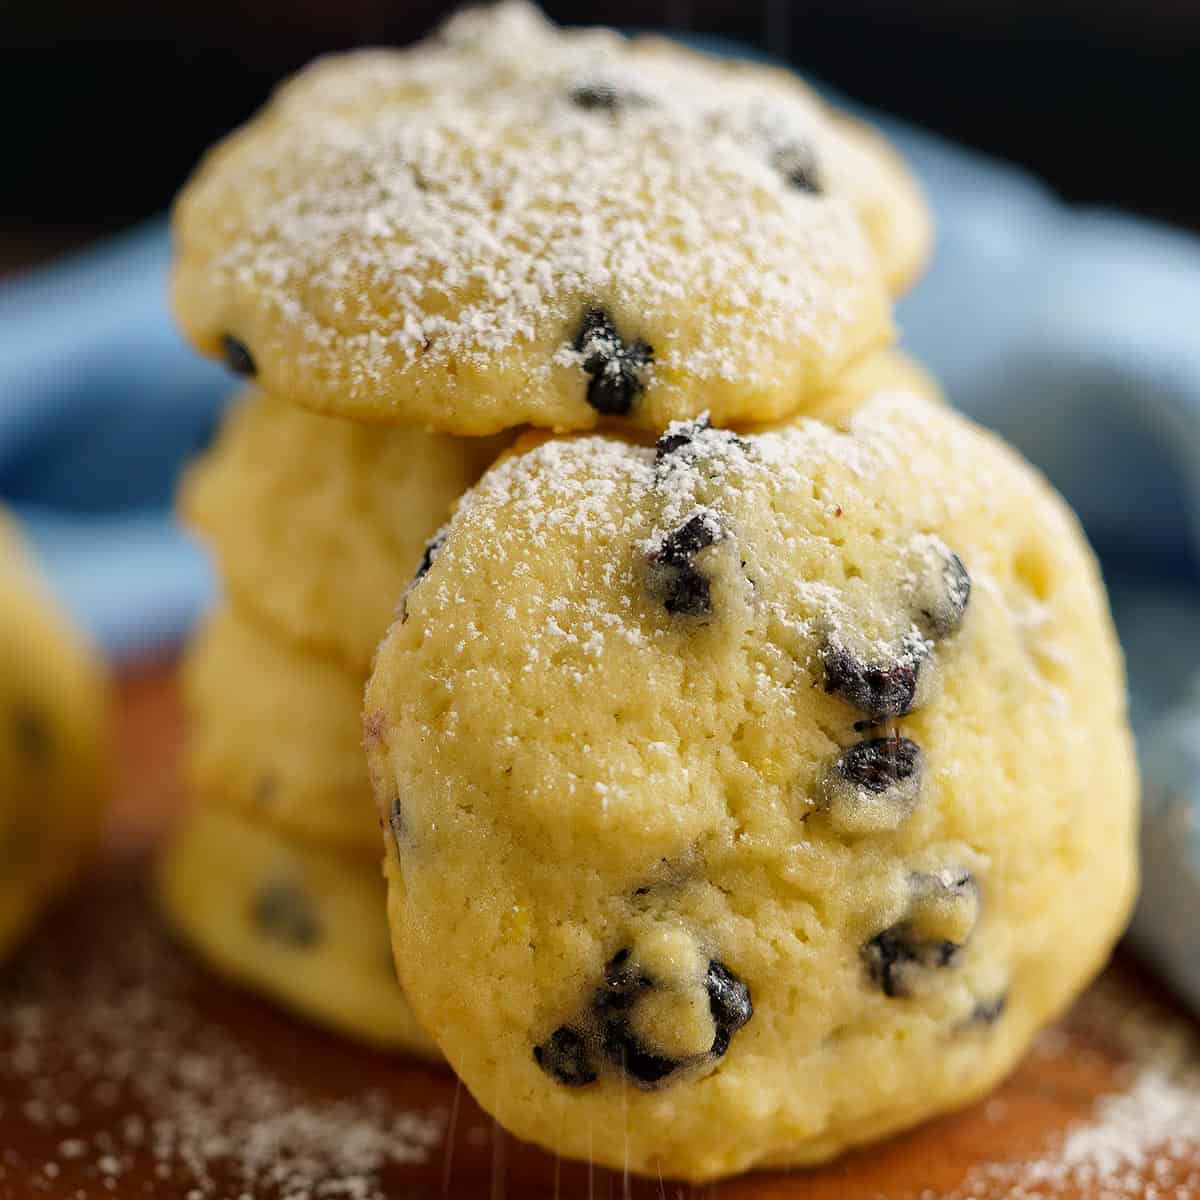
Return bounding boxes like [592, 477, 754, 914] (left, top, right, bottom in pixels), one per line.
[175, 1, 885, 415]
[429, 395, 927, 647]
[408, 397, 888, 661]
[396, 385, 1097, 764]
[941, 976, 1200, 1200]
[0, 874, 443, 1199]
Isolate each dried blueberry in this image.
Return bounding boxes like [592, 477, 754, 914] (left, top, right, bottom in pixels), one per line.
[534, 1026, 598, 1086]
[412, 529, 447, 588]
[772, 141, 823, 194]
[592, 948, 645, 1018]
[836, 737, 920, 793]
[704, 960, 754, 1056]
[655, 416, 711, 462]
[11, 706, 51, 765]
[388, 797, 405, 850]
[654, 511, 724, 567]
[646, 509, 727, 618]
[862, 926, 963, 998]
[911, 540, 971, 640]
[863, 869, 979, 997]
[602, 1031, 683, 1087]
[573, 308, 652, 416]
[661, 567, 710, 616]
[595, 950, 752, 1089]
[400, 530, 448, 623]
[594, 962, 677, 1086]
[967, 995, 1007, 1026]
[654, 417, 748, 467]
[863, 927, 937, 998]
[252, 883, 321, 948]
[824, 737, 923, 834]
[220, 334, 256, 377]
[535, 949, 752, 1090]
[569, 83, 645, 112]
[821, 641, 924, 718]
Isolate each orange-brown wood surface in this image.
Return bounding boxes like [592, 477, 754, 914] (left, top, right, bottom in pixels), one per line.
[1, 662, 1198, 1199]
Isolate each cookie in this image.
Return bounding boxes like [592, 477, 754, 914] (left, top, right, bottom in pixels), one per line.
[0, 518, 111, 960]
[181, 387, 507, 673]
[170, 1, 920, 435]
[182, 604, 378, 853]
[828, 111, 932, 295]
[157, 801, 439, 1057]
[364, 382, 1136, 1181]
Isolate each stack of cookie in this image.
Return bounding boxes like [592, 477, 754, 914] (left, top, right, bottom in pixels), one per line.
[165, 1, 1138, 1184]
[163, 0, 929, 1053]
[161, 396, 504, 1054]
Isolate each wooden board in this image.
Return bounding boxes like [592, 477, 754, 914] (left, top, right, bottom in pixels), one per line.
[1, 662, 1198, 1200]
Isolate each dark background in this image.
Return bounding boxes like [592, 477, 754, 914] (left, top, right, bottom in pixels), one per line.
[3, 1, 1200, 271]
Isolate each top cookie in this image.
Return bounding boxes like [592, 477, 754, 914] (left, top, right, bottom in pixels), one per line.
[171, 1, 925, 435]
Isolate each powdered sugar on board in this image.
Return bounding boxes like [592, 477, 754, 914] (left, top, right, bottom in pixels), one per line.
[2, 851, 1200, 1197]
[0, 866, 443, 1200]
[937, 975, 1200, 1200]
[1, 663, 1194, 1200]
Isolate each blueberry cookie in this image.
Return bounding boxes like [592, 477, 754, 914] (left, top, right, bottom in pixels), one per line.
[170, 2, 925, 435]
[157, 801, 439, 1056]
[364, 382, 1136, 1180]
[181, 387, 507, 672]
[0, 517, 111, 960]
[182, 605, 379, 853]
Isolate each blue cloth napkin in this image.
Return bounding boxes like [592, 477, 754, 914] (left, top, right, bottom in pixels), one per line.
[2, 85, 1199, 1010]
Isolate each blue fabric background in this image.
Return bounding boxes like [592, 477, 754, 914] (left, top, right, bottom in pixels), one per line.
[2, 88, 1198, 1009]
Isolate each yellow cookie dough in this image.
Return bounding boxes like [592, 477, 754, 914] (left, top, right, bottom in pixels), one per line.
[365, 383, 1137, 1181]
[182, 604, 378, 853]
[181, 387, 506, 672]
[158, 800, 439, 1057]
[171, 1, 921, 435]
[0, 517, 111, 960]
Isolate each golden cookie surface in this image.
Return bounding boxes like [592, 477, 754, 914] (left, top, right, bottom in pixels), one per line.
[365, 379, 1136, 1181]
